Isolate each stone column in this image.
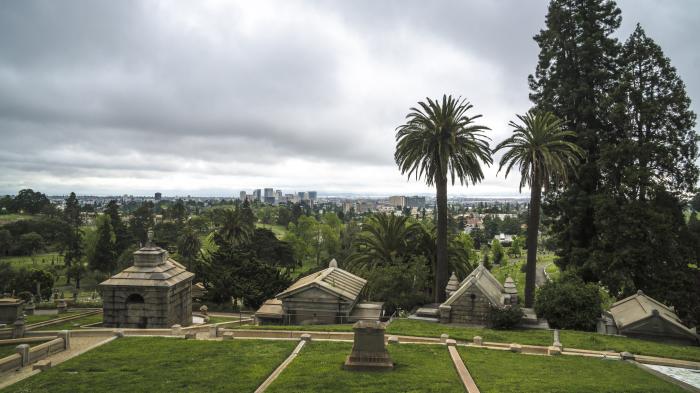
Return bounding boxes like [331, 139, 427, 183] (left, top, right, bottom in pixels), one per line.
[12, 318, 25, 339]
[58, 330, 71, 350]
[15, 344, 29, 367]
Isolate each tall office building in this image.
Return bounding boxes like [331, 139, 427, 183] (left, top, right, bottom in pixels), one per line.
[154, 192, 162, 201]
[239, 191, 246, 201]
[388, 196, 406, 208]
[308, 191, 317, 201]
[253, 189, 262, 201]
[264, 188, 274, 198]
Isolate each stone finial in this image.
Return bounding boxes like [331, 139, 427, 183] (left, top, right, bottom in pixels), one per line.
[445, 272, 460, 298]
[636, 289, 643, 296]
[440, 333, 449, 343]
[328, 258, 338, 268]
[300, 333, 312, 342]
[147, 229, 154, 247]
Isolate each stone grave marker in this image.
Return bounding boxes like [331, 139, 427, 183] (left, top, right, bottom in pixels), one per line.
[343, 320, 394, 371]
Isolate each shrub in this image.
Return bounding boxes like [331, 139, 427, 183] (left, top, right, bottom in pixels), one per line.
[534, 275, 603, 331]
[487, 304, 524, 329]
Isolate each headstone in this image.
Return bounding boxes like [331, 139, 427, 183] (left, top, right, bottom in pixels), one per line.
[12, 318, 25, 339]
[25, 300, 35, 316]
[620, 351, 635, 360]
[209, 325, 218, 338]
[440, 333, 450, 344]
[222, 331, 234, 340]
[473, 336, 483, 346]
[56, 299, 68, 313]
[552, 329, 562, 349]
[343, 320, 394, 370]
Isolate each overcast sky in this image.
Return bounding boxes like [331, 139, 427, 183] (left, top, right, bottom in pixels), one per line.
[1, 1, 698, 197]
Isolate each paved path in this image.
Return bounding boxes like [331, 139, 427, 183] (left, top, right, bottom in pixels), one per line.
[535, 265, 547, 287]
[0, 335, 114, 389]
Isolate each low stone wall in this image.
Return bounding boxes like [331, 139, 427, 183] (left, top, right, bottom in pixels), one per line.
[27, 337, 65, 363]
[0, 353, 22, 373]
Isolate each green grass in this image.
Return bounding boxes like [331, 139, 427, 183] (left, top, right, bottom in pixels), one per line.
[545, 262, 561, 280]
[491, 259, 525, 299]
[459, 346, 685, 393]
[207, 315, 240, 324]
[0, 213, 34, 224]
[267, 341, 464, 393]
[1, 252, 62, 269]
[0, 344, 19, 358]
[256, 223, 288, 239]
[25, 311, 81, 325]
[4, 337, 296, 393]
[240, 319, 700, 362]
[33, 313, 103, 331]
[234, 323, 354, 332]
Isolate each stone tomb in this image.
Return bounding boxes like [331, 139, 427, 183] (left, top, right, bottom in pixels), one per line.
[343, 320, 394, 371]
[0, 298, 24, 324]
[99, 231, 194, 328]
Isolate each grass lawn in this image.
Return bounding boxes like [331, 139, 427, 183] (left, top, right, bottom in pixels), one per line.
[4, 337, 296, 393]
[25, 311, 81, 325]
[234, 323, 354, 332]
[459, 346, 685, 393]
[1, 252, 62, 269]
[266, 341, 464, 393]
[33, 313, 103, 331]
[0, 344, 19, 358]
[240, 319, 700, 362]
[545, 262, 561, 280]
[255, 223, 288, 239]
[0, 213, 34, 224]
[386, 319, 700, 362]
[491, 259, 526, 299]
[207, 315, 240, 324]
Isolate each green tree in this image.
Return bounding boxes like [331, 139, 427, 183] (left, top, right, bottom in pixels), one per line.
[345, 214, 420, 271]
[169, 199, 187, 223]
[130, 202, 154, 245]
[104, 200, 131, 255]
[494, 111, 583, 307]
[63, 192, 83, 284]
[395, 95, 492, 302]
[18, 232, 43, 256]
[0, 229, 11, 257]
[13, 189, 50, 214]
[529, 0, 621, 282]
[89, 215, 117, 274]
[215, 208, 254, 247]
[491, 239, 505, 265]
[177, 225, 202, 270]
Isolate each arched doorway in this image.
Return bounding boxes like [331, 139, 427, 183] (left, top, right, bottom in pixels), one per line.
[126, 293, 147, 328]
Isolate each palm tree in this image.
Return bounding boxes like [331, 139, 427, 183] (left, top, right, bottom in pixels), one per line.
[395, 95, 492, 302]
[345, 213, 420, 271]
[493, 111, 584, 307]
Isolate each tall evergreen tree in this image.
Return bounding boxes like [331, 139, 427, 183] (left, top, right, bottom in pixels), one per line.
[63, 192, 83, 284]
[90, 215, 117, 274]
[529, 0, 621, 275]
[104, 200, 131, 256]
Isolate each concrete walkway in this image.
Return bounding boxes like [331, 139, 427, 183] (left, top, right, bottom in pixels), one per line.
[0, 334, 115, 389]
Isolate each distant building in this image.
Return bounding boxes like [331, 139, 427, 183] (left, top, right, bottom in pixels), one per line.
[239, 191, 247, 201]
[406, 196, 426, 208]
[154, 192, 162, 201]
[264, 196, 276, 204]
[275, 190, 283, 199]
[308, 191, 318, 201]
[494, 233, 514, 246]
[264, 188, 274, 199]
[388, 196, 406, 208]
[253, 189, 262, 201]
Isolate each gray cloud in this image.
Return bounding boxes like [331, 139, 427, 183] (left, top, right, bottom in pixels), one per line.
[0, 0, 697, 196]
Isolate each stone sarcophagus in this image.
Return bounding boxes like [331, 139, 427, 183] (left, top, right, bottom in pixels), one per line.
[343, 320, 393, 371]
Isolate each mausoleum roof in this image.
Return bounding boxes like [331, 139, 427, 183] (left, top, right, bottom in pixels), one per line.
[276, 260, 366, 302]
[442, 264, 504, 307]
[609, 290, 696, 340]
[99, 232, 193, 288]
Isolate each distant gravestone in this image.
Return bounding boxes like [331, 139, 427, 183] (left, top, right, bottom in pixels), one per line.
[343, 320, 393, 371]
[56, 299, 68, 313]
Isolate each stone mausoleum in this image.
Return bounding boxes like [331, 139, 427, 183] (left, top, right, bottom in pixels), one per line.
[255, 259, 383, 325]
[100, 231, 194, 328]
[439, 263, 516, 325]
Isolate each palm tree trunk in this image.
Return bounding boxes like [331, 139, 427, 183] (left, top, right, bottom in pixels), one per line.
[524, 170, 542, 308]
[435, 176, 449, 303]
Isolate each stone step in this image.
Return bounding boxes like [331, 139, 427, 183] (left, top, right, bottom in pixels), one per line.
[407, 315, 439, 323]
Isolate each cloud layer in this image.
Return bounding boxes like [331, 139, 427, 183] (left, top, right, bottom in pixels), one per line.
[1, 0, 697, 196]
